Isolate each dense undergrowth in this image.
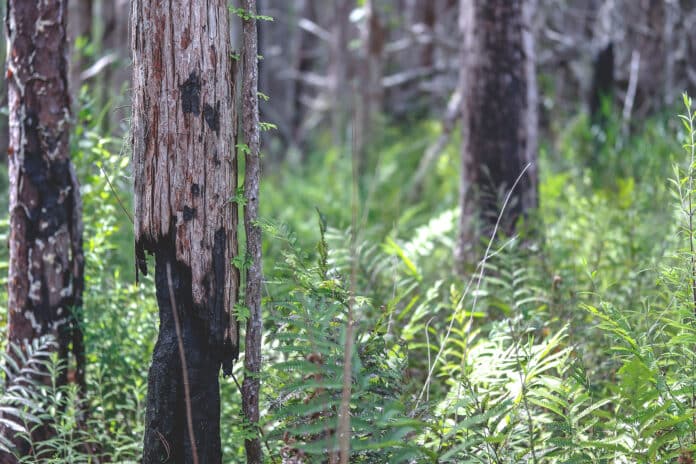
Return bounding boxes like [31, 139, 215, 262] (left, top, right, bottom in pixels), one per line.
[0, 89, 695, 462]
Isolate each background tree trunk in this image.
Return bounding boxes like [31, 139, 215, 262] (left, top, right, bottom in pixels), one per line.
[131, 1, 239, 462]
[68, 0, 93, 99]
[356, 0, 384, 171]
[101, 0, 129, 132]
[455, 0, 538, 270]
[4, 0, 84, 457]
[329, 0, 352, 147]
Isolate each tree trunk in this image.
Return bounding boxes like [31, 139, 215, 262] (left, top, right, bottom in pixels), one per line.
[589, 43, 614, 119]
[455, 0, 538, 269]
[68, 0, 92, 99]
[131, 1, 239, 462]
[289, 0, 316, 153]
[4, 0, 84, 457]
[101, 0, 129, 132]
[0, 2, 8, 163]
[419, 0, 436, 68]
[356, 0, 384, 171]
[240, 1, 264, 462]
[329, 0, 352, 147]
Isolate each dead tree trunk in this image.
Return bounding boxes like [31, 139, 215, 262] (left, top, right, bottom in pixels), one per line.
[4, 0, 84, 456]
[455, 0, 538, 269]
[131, 1, 239, 462]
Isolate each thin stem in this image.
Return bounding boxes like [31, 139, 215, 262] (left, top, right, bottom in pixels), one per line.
[337, 95, 361, 464]
[416, 163, 533, 408]
[507, 320, 538, 464]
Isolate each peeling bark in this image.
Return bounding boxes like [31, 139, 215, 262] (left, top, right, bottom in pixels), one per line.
[4, 0, 84, 458]
[455, 0, 538, 269]
[131, 1, 238, 462]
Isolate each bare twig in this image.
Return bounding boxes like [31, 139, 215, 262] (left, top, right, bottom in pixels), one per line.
[79, 53, 118, 81]
[98, 163, 134, 225]
[621, 50, 640, 137]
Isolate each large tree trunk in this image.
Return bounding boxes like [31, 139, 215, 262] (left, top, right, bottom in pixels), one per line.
[131, 1, 239, 462]
[4, 0, 84, 457]
[455, 0, 538, 269]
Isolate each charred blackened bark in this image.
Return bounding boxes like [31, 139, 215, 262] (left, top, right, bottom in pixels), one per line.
[142, 246, 223, 463]
[455, 0, 538, 269]
[590, 43, 614, 119]
[4, 0, 84, 457]
[131, 1, 239, 463]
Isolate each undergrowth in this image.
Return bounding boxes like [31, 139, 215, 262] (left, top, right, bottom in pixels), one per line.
[0, 85, 695, 463]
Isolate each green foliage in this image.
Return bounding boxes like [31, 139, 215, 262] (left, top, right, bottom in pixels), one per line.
[229, 7, 274, 22]
[3, 57, 696, 464]
[260, 218, 427, 463]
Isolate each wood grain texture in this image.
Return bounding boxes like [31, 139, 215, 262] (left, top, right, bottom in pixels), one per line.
[132, 0, 239, 358]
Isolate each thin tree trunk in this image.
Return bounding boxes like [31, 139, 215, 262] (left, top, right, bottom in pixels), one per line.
[329, 0, 352, 147]
[4, 0, 84, 458]
[455, 0, 538, 270]
[69, 0, 92, 100]
[419, 0, 436, 68]
[101, 0, 129, 132]
[131, 1, 239, 462]
[0, 1, 7, 164]
[356, 0, 384, 172]
[241, 1, 264, 462]
[290, 0, 316, 153]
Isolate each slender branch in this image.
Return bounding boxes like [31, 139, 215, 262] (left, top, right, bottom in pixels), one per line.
[98, 163, 134, 225]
